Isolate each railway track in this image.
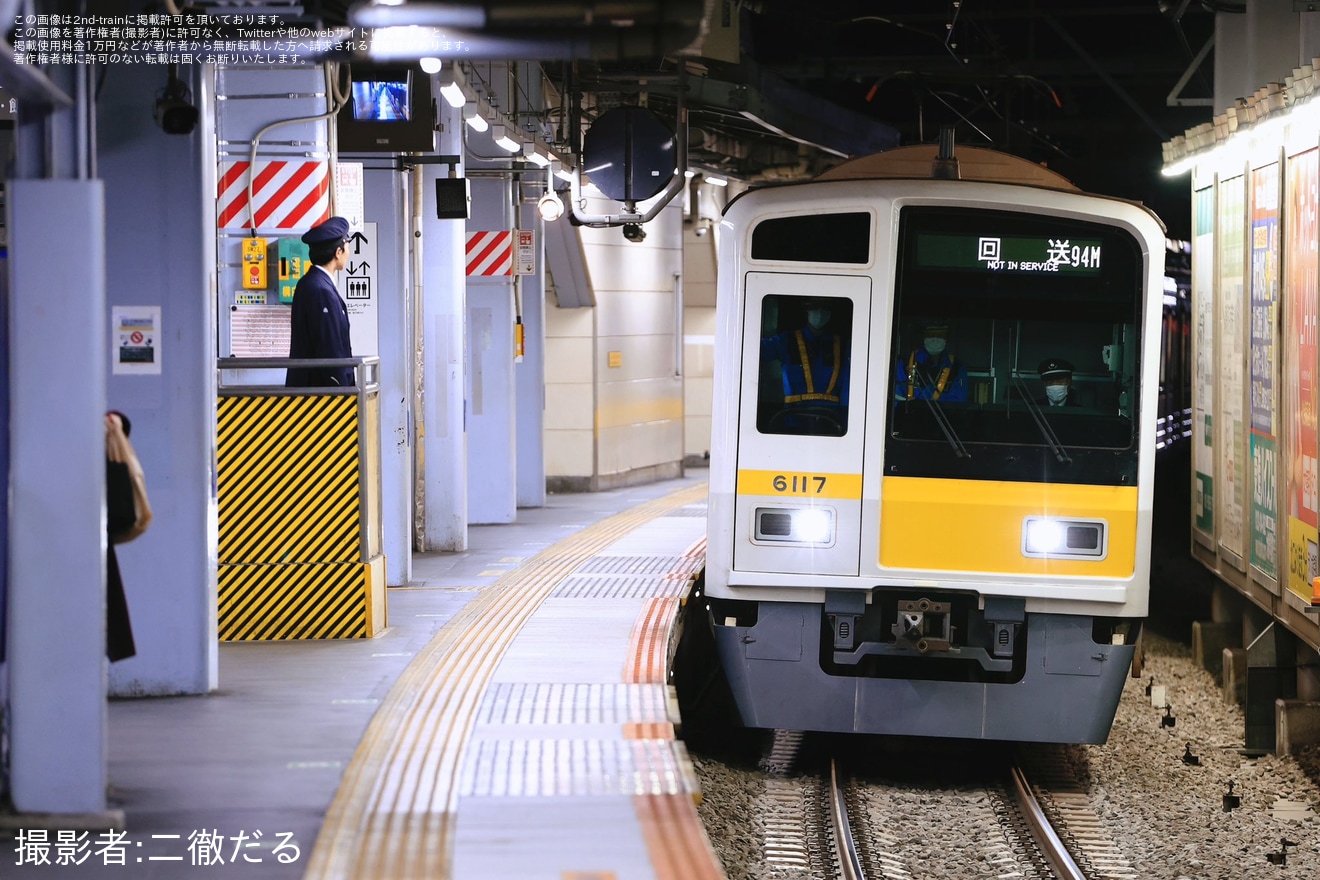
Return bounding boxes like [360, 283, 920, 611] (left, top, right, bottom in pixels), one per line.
[725, 734, 1128, 880]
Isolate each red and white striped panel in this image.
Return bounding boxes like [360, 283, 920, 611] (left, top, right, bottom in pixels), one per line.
[218, 160, 330, 230]
[466, 230, 513, 276]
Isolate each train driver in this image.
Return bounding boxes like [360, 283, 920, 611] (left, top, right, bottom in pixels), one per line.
[1037, 358, 1078, 407]
[760, 295, 850, 434]
[894, 319, 967, 402]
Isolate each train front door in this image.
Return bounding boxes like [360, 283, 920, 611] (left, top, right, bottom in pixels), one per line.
[732, 272, 871, 576]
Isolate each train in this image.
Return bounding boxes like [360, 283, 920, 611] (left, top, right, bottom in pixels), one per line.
[696, 138, 1171, 744]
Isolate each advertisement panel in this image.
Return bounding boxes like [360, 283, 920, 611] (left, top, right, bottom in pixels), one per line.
[1285, 149, 1320, 601]
[1218, 176, 1248, 567]
[1249, 164, 1280, 583]
[1193, 186, 1216, 542]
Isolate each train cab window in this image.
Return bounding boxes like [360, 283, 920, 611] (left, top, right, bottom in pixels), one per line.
[751, 212, 871, 264]
[884, 207, 1145, 486]
[756, 294, 854, 437]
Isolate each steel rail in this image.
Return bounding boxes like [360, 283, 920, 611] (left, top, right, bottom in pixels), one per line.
[1010, 763, 1087, 880]
[828, 759, 867, 880]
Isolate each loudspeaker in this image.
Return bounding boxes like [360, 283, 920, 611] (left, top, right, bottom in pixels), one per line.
[436, 178, 471, 219]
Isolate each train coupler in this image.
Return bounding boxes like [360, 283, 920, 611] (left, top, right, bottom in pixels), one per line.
[891, 597, 953, 653]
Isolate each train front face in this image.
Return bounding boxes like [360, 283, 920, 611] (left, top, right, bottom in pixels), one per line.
[705, 179, 1167, 743]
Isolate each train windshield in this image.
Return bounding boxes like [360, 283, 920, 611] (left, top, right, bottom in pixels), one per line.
[886, 206, 1145, 485]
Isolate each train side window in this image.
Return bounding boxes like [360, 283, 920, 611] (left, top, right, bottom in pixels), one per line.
[750, 212, 871, 263]
[756, 294, 854, 437]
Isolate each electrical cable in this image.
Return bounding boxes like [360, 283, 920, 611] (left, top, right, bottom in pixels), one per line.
[244, 61, 350, 234]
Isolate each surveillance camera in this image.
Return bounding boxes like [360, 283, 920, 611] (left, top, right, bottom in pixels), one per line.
[694, 222, 709, 237]
[622, 223, 646, 243]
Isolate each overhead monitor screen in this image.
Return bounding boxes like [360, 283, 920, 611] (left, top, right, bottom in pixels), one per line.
[351, 77, 411, 122]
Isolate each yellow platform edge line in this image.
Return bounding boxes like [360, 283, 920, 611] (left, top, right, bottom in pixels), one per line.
[303, 481, 709, 880]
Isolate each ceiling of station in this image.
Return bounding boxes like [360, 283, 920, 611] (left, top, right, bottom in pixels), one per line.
[179, 2, 1224, 234]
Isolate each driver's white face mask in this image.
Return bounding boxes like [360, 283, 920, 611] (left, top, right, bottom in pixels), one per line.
[923, 337, 947, 356]
[807, 309, 830, 330]
[1045, 384, 1069, 405]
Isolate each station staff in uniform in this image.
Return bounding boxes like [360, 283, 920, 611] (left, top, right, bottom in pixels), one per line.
[286, 216, 355, 388]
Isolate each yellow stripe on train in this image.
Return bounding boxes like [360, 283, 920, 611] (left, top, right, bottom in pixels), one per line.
[737, 469, 863, 500]
[879, 477, 1139, 577]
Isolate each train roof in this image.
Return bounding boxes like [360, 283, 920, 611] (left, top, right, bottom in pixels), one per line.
[814, 144, 1080, 191]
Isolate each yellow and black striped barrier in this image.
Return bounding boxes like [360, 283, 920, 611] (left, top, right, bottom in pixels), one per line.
[217, 357, 385, 640]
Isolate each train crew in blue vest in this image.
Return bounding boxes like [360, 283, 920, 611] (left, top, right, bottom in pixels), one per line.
[286, 216, 355, 388]
[894, 319, 967, 401]
[761, 296, 851, 434]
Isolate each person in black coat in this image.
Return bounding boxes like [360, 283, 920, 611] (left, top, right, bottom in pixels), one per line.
[1037, 357, 1079, 407]
[105, 411, 142, 662]
[286, 216, 355, 388]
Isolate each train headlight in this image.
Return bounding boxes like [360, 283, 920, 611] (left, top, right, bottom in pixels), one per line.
[1022, 516, 1108, 559]
[754, 506, 836, 546]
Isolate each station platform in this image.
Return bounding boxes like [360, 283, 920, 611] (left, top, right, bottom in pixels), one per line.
[6, 472, 720, 880]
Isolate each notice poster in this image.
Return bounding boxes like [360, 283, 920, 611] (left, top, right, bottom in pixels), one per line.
[1249, 163, 1279, 583]
[1192, 186, 1216, 543]
[1285, 149, 1319, 601]
[1218, 176, 1247, 568]
[112, 305, 161, 375]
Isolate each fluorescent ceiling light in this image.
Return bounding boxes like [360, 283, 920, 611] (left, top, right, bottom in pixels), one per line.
[463, 102, 488, 132]
[437, 61, 467, 108]
[492, 125, 521, 153]
[705, 175, 727, 186]
[524, 143, 551, 166]
[439, 79, 466, 108]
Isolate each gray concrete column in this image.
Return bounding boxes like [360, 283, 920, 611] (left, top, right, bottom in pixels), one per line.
[467, 176, 516, 525]
[515, 200, 547, 509]
[7, 180, 108, 814]
[418, 101, 468, 551]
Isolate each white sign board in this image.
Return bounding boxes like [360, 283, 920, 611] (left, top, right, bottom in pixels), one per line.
[336, 162, 365, 232]
[342, 221, 379, 357]
[516, 228, 536, 275]
[111, 305, 162, 375]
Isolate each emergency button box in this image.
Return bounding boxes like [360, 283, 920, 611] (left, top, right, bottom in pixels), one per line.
[277, 237, 311, 304]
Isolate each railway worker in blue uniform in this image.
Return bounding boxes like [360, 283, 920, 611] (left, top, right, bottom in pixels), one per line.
[761, 296, 850, 434]
[1037, 358, 1079, 407]
[286, 216, 355, 388]
[894, 319, 967, 402]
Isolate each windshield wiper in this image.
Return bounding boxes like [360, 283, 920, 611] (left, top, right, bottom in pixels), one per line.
[1010, 372, 1072, 464]
[911, 369, 970, 458]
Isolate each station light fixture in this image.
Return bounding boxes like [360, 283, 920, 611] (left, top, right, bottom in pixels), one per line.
[419, 56, 443, 75]
[523, 143, 551, 166]
[704, 174, 728, 186]
[463, 101, 488, 132]
[537, 191, 565, 222]
[492, 125, 521, 153]
[437, 62, 467, 108]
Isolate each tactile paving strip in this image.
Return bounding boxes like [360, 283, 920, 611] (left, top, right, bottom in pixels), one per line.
[477, 683, 670, 726]
[459, 738, 690, 798]
[572, 555, 706, 576]
[551, 575, 695, 599]
[303, 482, 709, 880]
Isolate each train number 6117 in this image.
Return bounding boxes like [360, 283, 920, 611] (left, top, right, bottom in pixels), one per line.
[772, 474, 826, 494]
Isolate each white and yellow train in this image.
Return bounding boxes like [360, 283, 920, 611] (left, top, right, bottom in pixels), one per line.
[702, 140, 1167, 743]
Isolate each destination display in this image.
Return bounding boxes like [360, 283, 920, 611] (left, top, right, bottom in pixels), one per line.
[915, 232, 1104, 276]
